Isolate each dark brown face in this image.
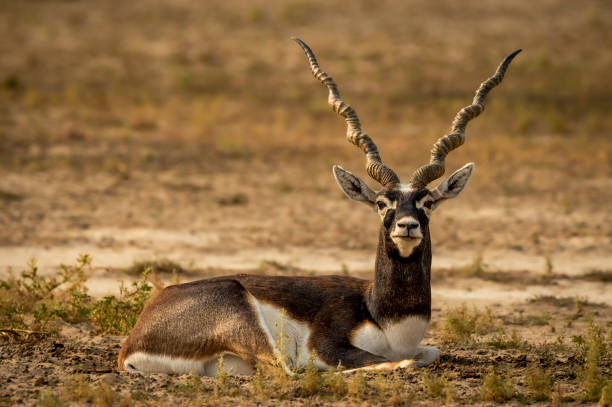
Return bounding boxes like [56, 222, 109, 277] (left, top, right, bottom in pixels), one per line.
[374, 186, 435, 258]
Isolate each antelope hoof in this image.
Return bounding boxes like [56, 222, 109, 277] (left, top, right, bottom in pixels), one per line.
[411, 346, 440, 367]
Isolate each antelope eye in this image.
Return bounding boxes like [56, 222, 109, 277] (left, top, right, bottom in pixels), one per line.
[423, 200, 434, 209]
[376, 201, 386, 210]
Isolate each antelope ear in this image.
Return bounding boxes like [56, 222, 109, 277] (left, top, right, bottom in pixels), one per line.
[333, 165, 376, 209]
[427, 163, 474, 210]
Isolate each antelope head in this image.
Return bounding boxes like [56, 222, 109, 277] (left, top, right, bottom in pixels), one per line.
[293, 38, 520, 258]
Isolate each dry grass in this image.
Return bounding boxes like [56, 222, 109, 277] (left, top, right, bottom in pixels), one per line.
[0, 0, 610, 405]
[525, 365, 553, 402]
[0, 256, 152, 337]
[421, 370, 448, 399]
[486, 328, 527, 350]
[438, 304, 496, 345]
[576, 321, 609, 401]
[0, 257, 607, 406]
[479, 367, 514, 402]
[36, 373, 127, 407]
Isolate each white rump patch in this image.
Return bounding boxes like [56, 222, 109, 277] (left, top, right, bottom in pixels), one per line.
[351, 316, 429, 361]
[249, 295, 327, 371]
[123, 351, 253, 376]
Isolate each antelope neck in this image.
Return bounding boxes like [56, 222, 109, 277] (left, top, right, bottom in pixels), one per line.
[367, 228, 432, 324]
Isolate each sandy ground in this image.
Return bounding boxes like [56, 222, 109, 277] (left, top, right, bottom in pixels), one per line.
[1, 93, 610, 407]
[1, 0, 611, 404]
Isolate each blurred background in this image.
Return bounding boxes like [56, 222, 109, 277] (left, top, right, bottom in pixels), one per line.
[2, 2, 611, 403]
[0, 0, 610, 286]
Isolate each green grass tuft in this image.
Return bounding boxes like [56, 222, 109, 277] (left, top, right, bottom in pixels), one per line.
[576, 321, 608, 401]
[439, 304, 496, 345]
[479, 367, 514, 402]
[422, 369, 447, 398]
[0, 255, 152, 339]
[90, 269, 152, 335]
[487, 328, 527, 349]
[526, 365, 553, 401]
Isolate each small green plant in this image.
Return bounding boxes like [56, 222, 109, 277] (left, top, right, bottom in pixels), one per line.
[347, 370, 368, 399]
[215, 356, 228, 397]
[480, 367, 514, 402]
[322, 363, 347, 399]
[526, 365, 553, 401]
[487, 328, 526, 349]
[0, 255, 153, 339]
[577, 321, 608, 401]
[173, 369, 207, 394]
[0, 255, 92, 338]
[91, 268, 152, 335]
[372, 370, 388, 397]
[299, 356, 324, 396]
[251, 364, 269, 399]
[439, 304, 496, 344]
[422, 369, 447, 398]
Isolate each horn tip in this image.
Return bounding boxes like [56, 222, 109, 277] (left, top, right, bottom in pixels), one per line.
[505, 49, 522, 63]
[291, 37, 312, 53]
[291, 36, 305, 47]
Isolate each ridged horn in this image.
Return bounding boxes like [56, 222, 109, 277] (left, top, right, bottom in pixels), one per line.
[292, 37, 400, 187]
[409, 49, 522, 190]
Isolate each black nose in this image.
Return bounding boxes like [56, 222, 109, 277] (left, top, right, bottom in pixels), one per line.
[396, 220, 419, 230]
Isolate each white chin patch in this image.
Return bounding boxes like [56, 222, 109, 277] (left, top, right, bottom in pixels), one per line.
[391, 237, 422, 257]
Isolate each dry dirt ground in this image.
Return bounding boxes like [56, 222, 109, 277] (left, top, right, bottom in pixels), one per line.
[1, 0, 611, 405]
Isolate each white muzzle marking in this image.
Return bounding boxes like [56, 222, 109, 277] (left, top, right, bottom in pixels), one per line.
[390, 216, 422, 257]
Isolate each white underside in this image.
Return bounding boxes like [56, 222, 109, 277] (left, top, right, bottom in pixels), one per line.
[351, 316, 429, 361]
[249, 295, 328, 371]
[123, 351, 253, 376]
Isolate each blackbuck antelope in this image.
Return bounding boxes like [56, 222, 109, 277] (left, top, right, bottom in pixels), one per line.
[118, 38, 520, 376]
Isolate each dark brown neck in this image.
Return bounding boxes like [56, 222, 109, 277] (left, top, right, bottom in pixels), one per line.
[367, 228, 432, 324]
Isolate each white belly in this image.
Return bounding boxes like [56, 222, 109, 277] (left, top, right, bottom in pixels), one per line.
[351, 316, 429, 361]
[249, 295, 328, 371]
[123, 351, 253, 376]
